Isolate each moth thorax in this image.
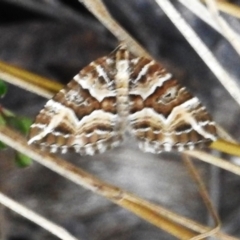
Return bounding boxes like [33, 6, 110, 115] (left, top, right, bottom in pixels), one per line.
[114, 59, 131, 133]
[115, 79, 129, 133]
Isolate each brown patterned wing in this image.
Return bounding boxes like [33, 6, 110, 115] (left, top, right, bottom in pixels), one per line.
[128, 57, 218, 153]
[28, 55, 122, 155]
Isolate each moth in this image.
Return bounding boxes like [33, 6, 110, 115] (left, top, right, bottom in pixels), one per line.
[28, 44, 217, 155]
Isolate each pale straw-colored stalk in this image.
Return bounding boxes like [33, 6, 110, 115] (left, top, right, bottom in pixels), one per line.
[204, 0, 240, 19]
[178, 0, 223, 34]
[155, 0, 240, 107]
[0, 192, 80, 240]
[182, 155, 221, 240]
[0, 60, 61, 98]
[206, 0, 240, 55]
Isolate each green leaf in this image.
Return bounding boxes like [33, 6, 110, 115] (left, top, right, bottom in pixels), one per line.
[0, 141, 7, 150]
[15, 152, 32, 167]
[0, 114, 6, 126]
[16, 117, 32, 135]
[0, 80, 8, 98]
[8, 116, 32, 135]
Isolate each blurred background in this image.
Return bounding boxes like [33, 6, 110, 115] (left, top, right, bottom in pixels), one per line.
[0, 0, 240, 239]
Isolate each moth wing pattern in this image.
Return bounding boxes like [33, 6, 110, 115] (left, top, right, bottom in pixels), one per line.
[28, 54, 122, 155]
[128, 56, 217, 153]
[28, 44, 218, 155]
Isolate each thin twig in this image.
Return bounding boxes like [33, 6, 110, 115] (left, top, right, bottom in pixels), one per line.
[210, 138, 240, 157]
[186, 150, 240, 176]
[206, 0, 240, 56]
[208, 153, 221, 227]
[0, 192, 79, 240]
[216, 126, 238, 144]
[155, 0, 240, 107]
[0, 60, 62, 99]
[178, 0, 223, 34]
[0, 125, 238, 240]
[204, 0, 240, 19]
[182, 155, 221, 240]
[177, 0, 240, 59]
[178, 0, 240, 47]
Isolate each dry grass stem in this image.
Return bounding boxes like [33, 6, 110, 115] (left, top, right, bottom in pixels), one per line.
[0, 192, 80, 240]
[155, 0, 240, 107]
[178, 0, 240, 49]
[210, 139, 240, 157]
[206, 0, 240, 56]
[78, 0, 151, 58]
[0, 60, 62, 98]
[178, 0, 224, 34]
[0, 125, 238, 240]
[216, 126, 238, 144]
[122, 195, 238, 240]
[182, 155, 221, 240]
[205, 0, 240, 19]
[186, 149, 240, 176]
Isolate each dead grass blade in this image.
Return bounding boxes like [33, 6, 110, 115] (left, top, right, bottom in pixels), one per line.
[186, 149, 240, 176]
[155, 0, 240, 108]
[0, 192, 79, 240]
[182, 155, 221, 240]
[204, 0, 240, 19]
[178, 0, 240, 41]
[178, 0, 222, 33]
[211, 138, 240, 157]
[0, 60, 62, 98]
[206, 0, 240, 56]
